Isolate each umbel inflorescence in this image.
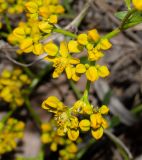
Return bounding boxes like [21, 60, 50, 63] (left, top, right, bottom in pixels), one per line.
[8, 0, 111, 142]
[0, 0, 142, 158]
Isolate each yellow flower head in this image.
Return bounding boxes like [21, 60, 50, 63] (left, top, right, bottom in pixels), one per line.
[132, 0, 142, 10]
[0, 118, 25, 154]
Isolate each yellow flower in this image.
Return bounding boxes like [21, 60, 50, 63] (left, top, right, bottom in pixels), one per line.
[87, 29, 100, 42]
[33, 43, 44, 55]
[50, 142, 58, 151]
[38, 21, 53, 33]
[72, 100, 93, 114]
[79, 119, 90, 132]
[25, 2, 38, 13]
[99, 39, 112, 50]
[99, 105, 109, 114]
[44, 41, 58, 56]
[48, 15, 58, 24]
[91, 127, 104, 140]
[67, 129, 79, 141]
[41, 123, 52, 132]
[96, 65, 110, 78]
[42, 96, 66, 113]
[68, 40, 82, 53]
[41, 133, 52, 143]
[88, 49, 104, 61]
[13, 27, 26, 40]
[86, 66, 99, 82]
[132, 0, 142, 10]
[20, 38, 33, 53]
[50, 41, 80, 78]
[77, 34, 88, 45]
[55, 5, 65, 14]
[75, 64, 86, 74]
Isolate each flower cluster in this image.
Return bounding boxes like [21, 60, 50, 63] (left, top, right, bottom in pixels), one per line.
[0, 0, 25, 14]
[41, 119, 78, 160]
[0, 118, 25, 154]
[43, 29, 111, 82]
[132, 0, 142, 10]
[8, 0, 64, 55]
[0, 68, 31, 107]
[42, 96, 109, 141]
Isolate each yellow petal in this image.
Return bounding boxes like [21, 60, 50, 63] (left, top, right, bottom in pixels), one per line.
[86, 66, 98, 82]
[77, 33, 88, 45]
[41, 133, 52, 143]
[100, 39, 112, 50]
[71, 68, 80, 81]
[69, 58, 80, 64]
[76, 64, 86, 73]
[68, 40, 81, 53]
[91, 127, 104, 140]
[102, 118, 109, 129]
[50, 142, 57, 152]
[90, 114, 97, 129]
[42, 96, 60, 110]
[88, 50, 104, 61]
[25, 2, 38, 13]
[65, 66, 72, 79]
[48, 15, 58, 24]
[67, 129, 79, 141]
[59, 41, 68, 57]
[55, 5, 65, 14]
[88, 29, 100, 42]
[97, 65, 110, 78]
[44, 42, 58, 56]
[33, 43, 43, 55]
[38, 21, 53, 33]
[79, 119, 90, 132]
[41, 123, 52, 132]
[57, 127, 66, 136]
[20, 38, 33, 53]
[99, 105, 109, 114]
[13, 27, 25, 39]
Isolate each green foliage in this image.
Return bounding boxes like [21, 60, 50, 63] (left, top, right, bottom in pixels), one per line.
[115, 10, 142, 29]
[124, 11, 142, 28]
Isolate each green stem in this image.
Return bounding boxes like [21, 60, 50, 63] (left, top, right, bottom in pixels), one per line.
[103, 28, 121, 40]
[83, 80, 91, 102]
[1, 108, 16, 123]
[25, 96, 41, 126]
[4, 15, 12, 33]
[23, 63, 52, 126]
[53, 28, 77, 38]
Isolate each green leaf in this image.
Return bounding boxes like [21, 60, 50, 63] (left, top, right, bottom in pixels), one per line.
[102, 90, 112, 105]
[123, 11, 142, 29]
[115, 11, 128, 20]
[110, 116, 120, 128]
[124, 0, 131, 10]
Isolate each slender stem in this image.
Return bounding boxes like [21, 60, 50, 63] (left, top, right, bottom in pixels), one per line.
[4, 15, 12, 33]
[53, 28, 77, 38]
[25, 96, 41, 126]
[103, 28, 121, 40]
[22, 63, 52, 126]
[1, 108, 16, 123]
